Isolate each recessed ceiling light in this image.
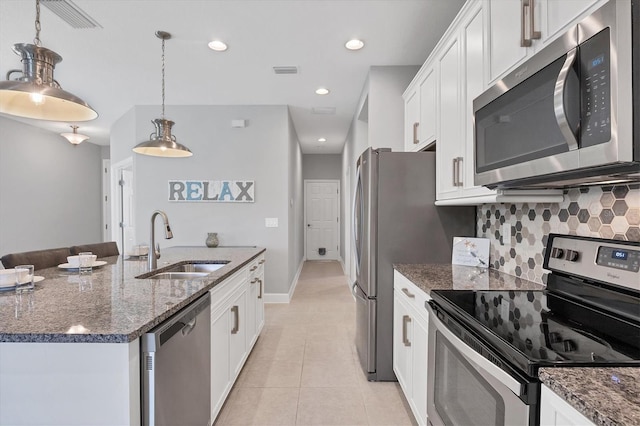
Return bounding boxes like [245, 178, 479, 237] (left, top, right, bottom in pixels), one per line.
[208, 40, 228, 51]
[315, 88, 330, 95]
[318, 138, 327, 142]
[345, 39, 364, 50]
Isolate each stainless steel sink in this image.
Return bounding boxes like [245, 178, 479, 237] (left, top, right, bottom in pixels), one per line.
[142, 262, 229, 279]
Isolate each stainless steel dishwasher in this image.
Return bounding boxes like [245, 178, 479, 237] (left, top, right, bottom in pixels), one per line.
[142, 293, 211, 426]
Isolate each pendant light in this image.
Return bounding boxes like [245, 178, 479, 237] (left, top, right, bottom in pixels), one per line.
[0, 0, 97, 121]
[61, 125, 89, 145]
[133, 31, 192, 158]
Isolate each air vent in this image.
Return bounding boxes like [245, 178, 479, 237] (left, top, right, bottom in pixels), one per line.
[145, 355, 153, 371]
[273, 66, 298, 75]
[312, 107, 336, 115]
[42, 0, 102, 29]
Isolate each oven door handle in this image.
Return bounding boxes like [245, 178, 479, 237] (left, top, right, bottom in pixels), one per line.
[426, 302, 526, 398]
[553, 47, 579, 151]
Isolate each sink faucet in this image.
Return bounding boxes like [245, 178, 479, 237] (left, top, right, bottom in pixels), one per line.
[149, 210, 173, 270]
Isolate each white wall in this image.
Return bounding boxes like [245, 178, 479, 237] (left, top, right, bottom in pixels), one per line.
[0, 117, 103, 258]
[302, 154, 341, 180]
[110, 105, 302, 296]
[288, 111, 304, 288]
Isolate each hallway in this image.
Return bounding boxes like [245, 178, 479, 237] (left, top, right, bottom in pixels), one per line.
[214, 260, 415, 425]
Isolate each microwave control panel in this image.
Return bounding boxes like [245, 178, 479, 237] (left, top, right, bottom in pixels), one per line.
[580, 28, 611, 147]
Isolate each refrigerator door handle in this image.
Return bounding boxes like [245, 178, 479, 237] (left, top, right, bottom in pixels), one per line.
[352, 164, 363, 276]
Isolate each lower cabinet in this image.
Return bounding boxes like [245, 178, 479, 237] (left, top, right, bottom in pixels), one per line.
[210, 255, 266, 424]
[540, 384, 595, 426]
[393, 271, 430, 426]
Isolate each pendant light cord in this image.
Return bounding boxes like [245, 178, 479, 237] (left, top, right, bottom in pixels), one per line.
[161, 36, 165, 119]
[34, 0, 42, 46]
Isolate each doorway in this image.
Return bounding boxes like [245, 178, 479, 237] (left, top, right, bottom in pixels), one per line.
[110, 157, 135, 255]
[304, 180, 340, 261]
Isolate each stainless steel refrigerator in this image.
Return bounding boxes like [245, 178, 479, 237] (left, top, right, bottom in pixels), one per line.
[351, 147, 475, 381]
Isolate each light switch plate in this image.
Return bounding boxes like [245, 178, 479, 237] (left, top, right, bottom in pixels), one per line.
[265, 218, 278, 228]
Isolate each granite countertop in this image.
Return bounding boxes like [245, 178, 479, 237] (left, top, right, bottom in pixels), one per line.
[0, 246, 265, 343]
[539, 367, 640, 426]
[394, 263, 545, 293]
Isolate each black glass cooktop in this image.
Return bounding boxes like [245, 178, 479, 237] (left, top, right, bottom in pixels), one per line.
[430, 288, 640, 377]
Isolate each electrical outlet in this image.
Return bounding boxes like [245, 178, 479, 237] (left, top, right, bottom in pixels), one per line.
[265, 218, 279, 228]
[502, 223, 511, 242]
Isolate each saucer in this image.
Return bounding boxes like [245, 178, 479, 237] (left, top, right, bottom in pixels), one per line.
[0, 276, 45, 291]
[57, 260, 107, 270]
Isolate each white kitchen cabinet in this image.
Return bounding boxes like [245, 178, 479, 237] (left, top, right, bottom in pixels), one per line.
[393, 271, 430, 426]
[486, 0, 608, 84]
[403, 64, 437, 152]
[540, 384, 595, 426]
[210, 257, 265, 424]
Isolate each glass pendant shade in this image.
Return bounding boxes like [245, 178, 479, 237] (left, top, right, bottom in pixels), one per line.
[61, 125, 89, 145]
[133, 118, 192, 157]
[0, 44, 98, 121]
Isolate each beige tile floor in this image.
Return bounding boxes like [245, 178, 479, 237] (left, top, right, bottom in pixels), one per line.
[214, 260, 416, 426]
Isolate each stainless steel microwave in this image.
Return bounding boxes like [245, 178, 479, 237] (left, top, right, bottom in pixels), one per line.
[474, 0, 639, 189]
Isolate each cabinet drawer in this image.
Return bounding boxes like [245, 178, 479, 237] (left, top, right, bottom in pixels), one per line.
[394, 270, 430, 317]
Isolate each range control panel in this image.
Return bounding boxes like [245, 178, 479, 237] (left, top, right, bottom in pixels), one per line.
[545, 234, 640, 291]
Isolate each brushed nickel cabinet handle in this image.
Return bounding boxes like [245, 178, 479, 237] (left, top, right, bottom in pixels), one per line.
[530, 0, 541, 40]
[259, 259, 265, 264]
[452, 158, 459, 186]
[401, 288, 415, 298]
[231, 305, 239, 334]
[521, 0, 532, 47]
[402, 315, 412, 347]
[413, 122, 420, 144]
[250, 278, 259, 284]
[250, 266, 258, 272]
[457, 157, 464, 187]
[258, 279, 263, 299]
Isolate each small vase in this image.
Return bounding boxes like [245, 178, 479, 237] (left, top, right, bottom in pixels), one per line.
[206, 232, 219, 248]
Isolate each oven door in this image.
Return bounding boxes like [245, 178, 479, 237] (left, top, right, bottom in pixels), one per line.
[426, 303, 536, 426]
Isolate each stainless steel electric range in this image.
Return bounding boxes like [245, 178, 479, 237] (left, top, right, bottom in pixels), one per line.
[425, 234, 640, 426]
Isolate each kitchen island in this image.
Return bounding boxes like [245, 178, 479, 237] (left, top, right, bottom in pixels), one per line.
[0, 246, 265, 426]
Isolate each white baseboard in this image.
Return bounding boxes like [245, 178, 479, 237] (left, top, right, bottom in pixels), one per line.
[265, 258, 304, 304]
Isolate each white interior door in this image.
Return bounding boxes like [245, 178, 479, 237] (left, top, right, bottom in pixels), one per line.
[110, 158, 135, 255]
[305, 180, 339, 260]
[102, 160, 111, 242]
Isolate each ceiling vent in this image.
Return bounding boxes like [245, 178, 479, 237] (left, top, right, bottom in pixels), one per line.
[273, 66, 298, 75]
[312, 107, 336, 115]
[42, 0, 102, 29]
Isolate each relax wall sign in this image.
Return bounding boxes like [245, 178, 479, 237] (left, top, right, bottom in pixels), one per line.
[168, 180, 254, 202]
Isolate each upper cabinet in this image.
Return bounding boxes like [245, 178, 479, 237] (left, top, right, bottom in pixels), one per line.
[404, 66, 437, 152]
[486, 0, 609, 84]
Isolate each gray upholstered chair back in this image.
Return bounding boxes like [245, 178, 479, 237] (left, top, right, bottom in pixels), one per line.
[1, 247, 71, 271]
[70, 242, 120, 258]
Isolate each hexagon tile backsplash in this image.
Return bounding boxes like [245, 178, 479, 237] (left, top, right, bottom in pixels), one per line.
[476, 184, 639, 285]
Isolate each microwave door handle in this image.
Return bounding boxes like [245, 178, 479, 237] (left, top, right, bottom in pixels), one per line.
[554, 48, 579, 151]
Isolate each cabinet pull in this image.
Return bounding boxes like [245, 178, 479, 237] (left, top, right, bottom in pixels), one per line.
[457, 157, 463, 187]
[401, 288, 415, 298]
[452, 158, 458, 186]
[402, 315, 412, 347]
[250, 278, 259, 284]
[231, 305, 239, 334]
[250, 266, 258, 272]
[529, 0, 541, 40]
[521, 0, 532, 47]
[258, 259, 265, 264]
[258, 279, 263, 299]
[413, 122, 420, 144]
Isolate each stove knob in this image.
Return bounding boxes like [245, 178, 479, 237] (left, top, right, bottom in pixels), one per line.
[563, 340, 577, 352]
[565, 250, 580, 262]
[551, 248, 564, 259]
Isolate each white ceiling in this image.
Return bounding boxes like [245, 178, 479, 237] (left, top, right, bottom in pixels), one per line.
[0, 0, 465, 154]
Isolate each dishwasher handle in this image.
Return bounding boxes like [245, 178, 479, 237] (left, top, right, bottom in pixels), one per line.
[143, 293, 211, 352]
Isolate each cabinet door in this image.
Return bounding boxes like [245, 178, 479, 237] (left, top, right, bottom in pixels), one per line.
[246, 276, 258, 348]
[405, 89, 420, 151]
[256, 274, 265, 333]
[411, 312, 429, 426]
[541, 0, 606, 46]
[393, 290, 412, 396]
[437, 36, 463, 199]
[210, 303, 231, 420]
[418, 68, 437, 146]
[540, 385, 595, 426]
[487, 0, 530, 82]
[229, 289, 247, 380]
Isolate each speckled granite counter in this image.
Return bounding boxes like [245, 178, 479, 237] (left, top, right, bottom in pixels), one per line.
[394, 263, 545, 293]
[0, 246, 264, 343]
[540, 367, 640, 426]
